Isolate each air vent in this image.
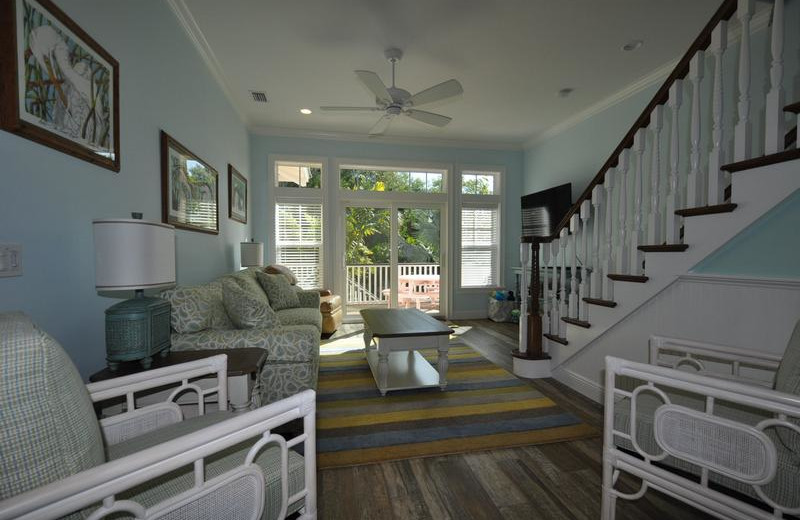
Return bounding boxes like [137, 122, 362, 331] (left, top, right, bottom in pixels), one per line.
[250, 91, 268, 103]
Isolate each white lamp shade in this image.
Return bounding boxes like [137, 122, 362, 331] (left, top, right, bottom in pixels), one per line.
[241, 241, 264, 267]
[93, 219, 176, 290]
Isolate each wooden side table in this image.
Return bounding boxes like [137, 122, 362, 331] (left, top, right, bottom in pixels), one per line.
[89, 348, 266, 413]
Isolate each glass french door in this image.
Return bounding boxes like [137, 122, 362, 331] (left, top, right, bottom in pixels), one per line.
[343, 203, 442, 318]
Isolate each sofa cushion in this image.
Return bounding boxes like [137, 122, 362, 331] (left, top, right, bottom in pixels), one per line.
[295, 288, 321, 309]
[265, 264, 297, 285]
[170, 325, 319, 363]
[276, 307, 322, 331]
[0, 312, 105, 501]
[257, 272, 300, 311]
[160, 286, 213, 334]
[222, 278, 280, 329]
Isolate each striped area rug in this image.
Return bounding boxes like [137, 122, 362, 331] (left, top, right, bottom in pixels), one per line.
[316, 339, 598, 469]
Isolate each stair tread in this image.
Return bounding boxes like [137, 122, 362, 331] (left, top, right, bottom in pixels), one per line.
[675, 203, 737, 217]
[561, 317, 591, 328]
[543, 333, 569, 346]
[607, 273, 649, 283]
[638, 244, 689, 252]
[582, 297, 618, 308]
[722, 148, 800, 173]
[785, 102, 800, 114]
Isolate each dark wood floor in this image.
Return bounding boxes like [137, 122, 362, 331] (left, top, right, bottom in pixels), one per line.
[318, 319, 712, 519]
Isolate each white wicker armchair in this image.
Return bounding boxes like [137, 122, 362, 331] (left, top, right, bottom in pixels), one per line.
[0, 312, 317, 520]
[602, 321, 800, 520]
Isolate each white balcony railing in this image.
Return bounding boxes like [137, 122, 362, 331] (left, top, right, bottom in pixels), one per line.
[346, 263, 440, 305]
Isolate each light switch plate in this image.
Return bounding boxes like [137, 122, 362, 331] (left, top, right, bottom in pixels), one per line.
[0, 244, 22, 277]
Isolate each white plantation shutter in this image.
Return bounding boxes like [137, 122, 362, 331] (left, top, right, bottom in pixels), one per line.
[461, 207, 498, 287]
[275, 203, 323, 289]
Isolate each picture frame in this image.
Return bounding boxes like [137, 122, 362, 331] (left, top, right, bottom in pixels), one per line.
[0, 0, 120, 171]
[160, 130, 219, 234]
[228, 164, 247, 224]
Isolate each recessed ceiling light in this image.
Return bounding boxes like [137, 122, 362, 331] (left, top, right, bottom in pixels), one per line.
[622, 39, 644, 52]
[558, 88, 574, 98]
[300, 108, 312, 115]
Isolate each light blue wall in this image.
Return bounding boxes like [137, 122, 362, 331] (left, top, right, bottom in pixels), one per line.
[692, 188, 800, 278]
[249, 134, 523, 316]
[0, 0, 251, 378]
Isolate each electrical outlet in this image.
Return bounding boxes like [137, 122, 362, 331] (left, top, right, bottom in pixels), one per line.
[0, 244, 22, 277]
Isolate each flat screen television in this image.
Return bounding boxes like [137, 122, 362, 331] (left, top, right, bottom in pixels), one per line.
[521, 183, 572, 239]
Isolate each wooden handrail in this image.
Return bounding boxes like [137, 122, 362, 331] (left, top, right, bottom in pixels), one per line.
[551, 0, 738, 238]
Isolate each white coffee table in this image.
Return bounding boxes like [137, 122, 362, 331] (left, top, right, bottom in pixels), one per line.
[360, 308, 454, 396]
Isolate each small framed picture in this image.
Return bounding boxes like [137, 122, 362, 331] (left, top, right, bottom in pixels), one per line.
[228, 164, 247, 224]
[160, 130, 218, 234]
[0, 0, 120, 171]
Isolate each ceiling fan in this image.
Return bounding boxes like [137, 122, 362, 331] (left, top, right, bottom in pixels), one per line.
[320, 48, 463, 136]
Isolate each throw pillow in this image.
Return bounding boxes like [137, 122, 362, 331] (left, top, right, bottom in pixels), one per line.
[265, 264, 297, 285]
[256, 271, 300, 311]
[221, 278, 279, 329]
[159, 286, 211, 334]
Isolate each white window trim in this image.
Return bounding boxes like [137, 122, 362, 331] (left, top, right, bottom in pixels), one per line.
[456, 164, 504, 292]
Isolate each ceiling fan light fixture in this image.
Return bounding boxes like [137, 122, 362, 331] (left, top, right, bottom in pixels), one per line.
[300, 108, 312, 115]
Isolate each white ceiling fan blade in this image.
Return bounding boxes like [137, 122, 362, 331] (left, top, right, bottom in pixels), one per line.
[369, 114, 394, 135]
[320, 106, 381, 112]
[407, 79, 463, 107]
[354, 70, 393, 105]
[404, 109, 452, 127]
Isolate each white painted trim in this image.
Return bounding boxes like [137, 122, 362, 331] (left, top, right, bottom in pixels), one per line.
[552, 366, 604, 403]
[680, 273, 800, 289]
[513, 357, 552, 379]
[166, 0, 248, 125]
[251, 125, 523, 151]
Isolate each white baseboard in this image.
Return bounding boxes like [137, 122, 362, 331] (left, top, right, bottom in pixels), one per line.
[552, 366, 604, 404]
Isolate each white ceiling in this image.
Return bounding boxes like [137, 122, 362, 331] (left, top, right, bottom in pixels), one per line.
[178, 0, 722, 147]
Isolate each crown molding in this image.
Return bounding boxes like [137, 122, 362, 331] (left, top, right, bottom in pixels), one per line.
[167, 0, 248, 125]
[249, 125, 524, 151]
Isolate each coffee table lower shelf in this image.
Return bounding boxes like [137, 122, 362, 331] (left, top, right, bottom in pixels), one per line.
[365, 349, 445, 395]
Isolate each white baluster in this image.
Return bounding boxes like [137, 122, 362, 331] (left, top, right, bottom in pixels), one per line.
[765, 0, 785, 154]
[648, 105, 664, 244]
[549, 240, 560, 334]
[602, 168, 616, 301]
[568, 214, 579, 319]
[687, 51, 705, 208]
[666, 80, 684, 244]
[541, 242, 550, 335]
[615, 149, 631, 274]
[590, 185, 603, 298]
[559, 228, 568, 338]
[708, 22, 728, 205]
[518, 242, 530, 352]
[579, 200, 591, 322]
[734, 0, 754, 161]
[630, 128, 646, 275]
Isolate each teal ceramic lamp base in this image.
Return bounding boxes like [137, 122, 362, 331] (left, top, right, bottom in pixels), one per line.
[105, 290, 171, 371]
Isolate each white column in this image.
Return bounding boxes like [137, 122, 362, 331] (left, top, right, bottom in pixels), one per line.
[615, 149, 631, 274]
[648, 105, 664, 244]
[549, 240, 560, 334]
[558, 228, 568, 338]
[687, 51, 706, 208]
[765, 0, 785, 155]
[568, 214, 579, 319]
[602, 168, 615, 301]
[590, 185, 603, 298]
[708, 22, 728, 205]
[734, 0, 754, 161]
[518, 242, 530, 353]
[666, 80, 684, 244]
[579, 200, 591, 321]
[630, 128, 646, 275]
[541, 242, 550, 335]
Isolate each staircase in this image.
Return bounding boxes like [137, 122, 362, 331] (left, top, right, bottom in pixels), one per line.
[518, 0, 800, 396]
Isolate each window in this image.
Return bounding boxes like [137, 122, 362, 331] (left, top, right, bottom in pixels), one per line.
[275, 161, 322, 188]
[340, 166, 444, 193]
[275, 202, 323, 289]
[461, 171, 496, 195]
[460, 207, 499, 287]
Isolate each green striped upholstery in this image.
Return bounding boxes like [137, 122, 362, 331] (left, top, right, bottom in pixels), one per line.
[0, 312, 105, 500]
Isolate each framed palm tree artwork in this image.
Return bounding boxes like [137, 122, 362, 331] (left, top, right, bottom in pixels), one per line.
[0, 0, 120, 171]
[228, 164, 247, 224]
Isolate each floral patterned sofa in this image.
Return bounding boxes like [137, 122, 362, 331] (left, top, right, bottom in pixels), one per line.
[160, 268, 321, 405]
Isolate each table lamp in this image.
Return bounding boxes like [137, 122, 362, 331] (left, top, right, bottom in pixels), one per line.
[93, 214, 176, 370]
[240, 239, 264, 267]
